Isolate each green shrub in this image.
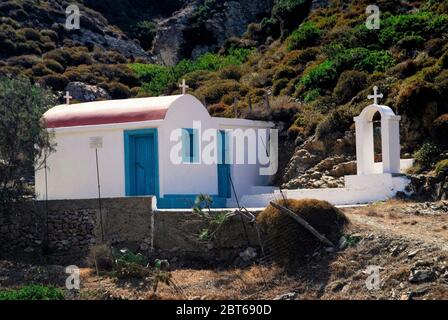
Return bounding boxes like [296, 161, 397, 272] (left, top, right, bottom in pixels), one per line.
[379, 12, 448, 46]
[273, 0, 310, 35]
[111, 248, 150, 279]
[300, 60, 338, 90]
[332, 48, 395, 73]
[333, 70, 367, 104]
[434, 159, 448, 176]
[414, 142, 440, 169]
[287, 22, 321, 51]
[130, 20, 157, 51]
[0, 285, 64, 300]
[131, 48, 252, 96]
[304, 89, 320, 103]
[397, 35, 425, 50]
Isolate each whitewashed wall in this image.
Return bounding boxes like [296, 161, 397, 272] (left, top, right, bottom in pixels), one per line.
[35, 127, 126, 200]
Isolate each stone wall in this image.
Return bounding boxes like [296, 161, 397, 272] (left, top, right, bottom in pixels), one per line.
[0, 198, 259, 266]
[0, 198, 153, 265]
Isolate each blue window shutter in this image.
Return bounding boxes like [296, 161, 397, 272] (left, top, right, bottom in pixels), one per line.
[192, 129, 199, 163]
[182, 129, 189, 163]
[182, 128, 199, 163]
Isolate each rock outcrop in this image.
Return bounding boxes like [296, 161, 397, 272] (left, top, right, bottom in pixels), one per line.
[65, 82, 111, 102]
[151, 0, 274, 65]
[282, 147, 356, 189]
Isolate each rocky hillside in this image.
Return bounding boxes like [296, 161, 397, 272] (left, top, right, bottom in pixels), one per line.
[0, 0, 278, 98]
[1, 0, 448, 198]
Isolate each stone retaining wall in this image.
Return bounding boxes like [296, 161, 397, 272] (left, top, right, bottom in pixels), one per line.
[0, 198, 259, 266]
[0, 197, 153, 264]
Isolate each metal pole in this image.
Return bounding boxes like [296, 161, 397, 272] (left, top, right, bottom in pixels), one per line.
[95, 148, 104, 242]
[44, 155, 49, 254]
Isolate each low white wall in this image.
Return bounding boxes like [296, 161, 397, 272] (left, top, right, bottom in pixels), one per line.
[238, 174, 410, 208]
[373, 159, 415, 174]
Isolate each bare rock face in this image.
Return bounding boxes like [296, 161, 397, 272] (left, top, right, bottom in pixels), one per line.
[282, 148, 356, 189]
[282, 148, 322, 183]
[151, 0, 274, 65]
[66, 82, 111, 102]
[329, 161, 357, 177]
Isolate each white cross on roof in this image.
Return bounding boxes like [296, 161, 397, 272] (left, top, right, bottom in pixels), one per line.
[64, 91, 73, 105]
[179, 79, 189, 95]
[368, 86, 383, 105]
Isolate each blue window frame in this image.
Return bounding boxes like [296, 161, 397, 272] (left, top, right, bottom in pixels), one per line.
[182, 128, 199, 163]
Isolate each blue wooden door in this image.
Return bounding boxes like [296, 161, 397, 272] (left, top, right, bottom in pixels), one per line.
[128, 133, 156, 196]
[218, 130, 231, 198]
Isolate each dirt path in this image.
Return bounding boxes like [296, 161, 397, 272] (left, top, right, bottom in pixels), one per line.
[343, 201, 448, 251]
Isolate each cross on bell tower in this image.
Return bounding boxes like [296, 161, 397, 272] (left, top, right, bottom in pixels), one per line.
[64, 91, 73, 105]
[179, 79, 189, 95]
[368, 86, 383, 105]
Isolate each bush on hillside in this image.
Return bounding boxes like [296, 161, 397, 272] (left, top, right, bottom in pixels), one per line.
[103, 82, 131, 99]
[257, 199, 349, 267]
[333, 70, 367, 104]
[39, 74, 69, 91]
[300, 60, 338, 90]
[194, 80, 243, 104]
[273, 0, 311, 36]
[286, 47, 318, 66]
[316, 107, 355, 141]
[414, 142, 440, 169]
[287, 22, 321, 51]
[332, 48, 395, 73]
